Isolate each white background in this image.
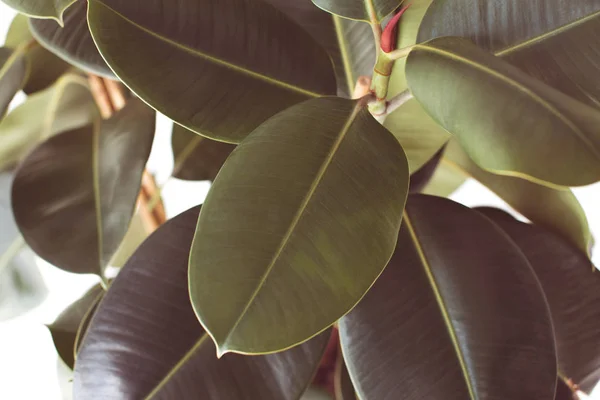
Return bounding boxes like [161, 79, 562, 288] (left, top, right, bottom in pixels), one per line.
[0, 3, 598, 399]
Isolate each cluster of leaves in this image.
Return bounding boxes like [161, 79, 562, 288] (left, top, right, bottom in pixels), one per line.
[1, 0, 600, 399]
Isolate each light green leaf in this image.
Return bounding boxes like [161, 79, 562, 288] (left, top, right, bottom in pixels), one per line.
[0, 46, 28, 118]
[311, 0, 399, 22]
[5, 14, 69, 94]
[190, 97, 409, 355]
[0, 73, 97, 171]
[30, 0, 113, 77]
[87, 0, 337, 143]
[406, 37, 600, 187]
[0, 0, 77, 25]
[442, 139, 592, 256]
[12, 98, 155, 278]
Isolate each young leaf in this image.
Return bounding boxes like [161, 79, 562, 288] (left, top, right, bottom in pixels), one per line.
[171, 125, 235, 182]
[0, 46, 28, 118]
[5, 14, 69, 94]
[0, 0, 77, 25]
[48, 284, 104, 369]
[384, 98, 450, 173]
[442, 140, 592, 255]
[11, 98, 155, 278]
[406, 37, 600, 187]
[339, 195, 557, 399]
[30, 0, 113, 77]
[311, 0, 399, 22]
[0, 73, 97, 171]
[477, 207, 600, 393]
[87, 0, 337, 143]
[190, 97, 409, 355]
[74, 206, 331, 399]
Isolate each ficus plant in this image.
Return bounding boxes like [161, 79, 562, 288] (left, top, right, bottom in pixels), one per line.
[1, 0, 600, 398]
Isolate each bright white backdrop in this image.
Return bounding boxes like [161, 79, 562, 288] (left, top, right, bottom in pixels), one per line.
[0, 3, 598, 399]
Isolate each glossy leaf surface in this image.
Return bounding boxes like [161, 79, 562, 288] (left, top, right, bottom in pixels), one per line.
[171, 125, 235, 182]
[442, 140, 592, 255]
[263, 1, 374, 98]
[12, 99, 155, 277]
[0, 0, 76, 24]
[30, 0, 112, 77]
[478, 208, 600, 393]
[190, 97, 409, 355]
[0, 73, 97, 171]
[0, 46, 27, 118]
[87, 0, 337, 143]
[74, 207, 331, 400]
[5, 14, 69, 94]
[311, 0, 399, 22]
[406, 37, 600, 187]
[339, 195, 557, 399]
[48, 284, 104, 369]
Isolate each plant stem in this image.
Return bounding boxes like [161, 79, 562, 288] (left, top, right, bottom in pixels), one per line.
[365, 0, 382, 52]
[369, 50, 394, 116]
[386, 89, 413, 115]
[0, 235, 26, 276]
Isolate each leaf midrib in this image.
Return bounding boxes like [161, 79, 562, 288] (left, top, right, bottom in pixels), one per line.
[413, 43, 600, 162]
[404, 213, 476, 399]
[219, 101, 364, 352]
[91, 0, 323, 98]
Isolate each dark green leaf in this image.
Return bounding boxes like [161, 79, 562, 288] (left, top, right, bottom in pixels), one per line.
[0, 0, 77, 25]
[74, 207, 331, 399]
[87, 0, 337, 143]
[0, 46, 28, 118]
[263, 1, 374, 98]
[190, 97, 409, 355]
[406, 37, 600, 187]
[477, 207, 600, 393]
[171, 124, 235, 182]
[30, 0, 112, 77]
[5, 14, 70, 94]
[12, 98, 155, 278]
[339, 195, 557, 399]
[48, 284, 104, 369]
[0, 73, 98, 171]
[311, 0, 399, 22]
[443, 139, 592, 255]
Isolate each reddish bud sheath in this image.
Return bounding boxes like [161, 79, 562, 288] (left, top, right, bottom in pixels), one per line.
[380, 4, 412, 53]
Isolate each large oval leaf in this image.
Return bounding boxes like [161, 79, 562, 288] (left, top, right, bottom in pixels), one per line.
[74, 206, 331, 399]
[87, 0, 337, 143]
[171, 124, 235, 182]
[5, 14, 70, 94]
[0, 0, 76, 25]
[12, 98, 155, 278]
[0, 46, 28, 118]
[339, 195, 557, 399]
[477, 207, 600, 393]
[406, 36, 600, 187]
[0, 73, 98, 171]
[30, 0, 112, 77]
[311, 0, 398, 22]
[190, 97, 409, 355]
[48, 284, 104, 369]
[442, 140, 592, 255]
